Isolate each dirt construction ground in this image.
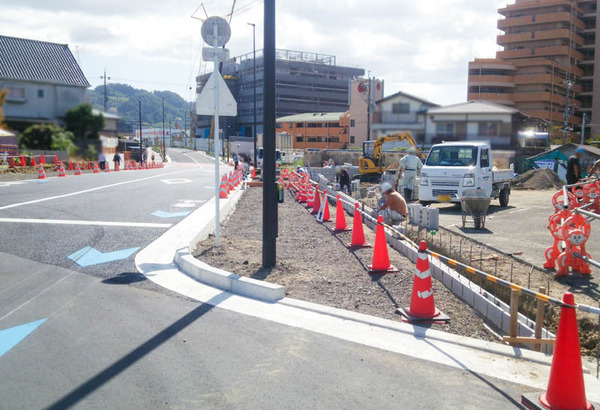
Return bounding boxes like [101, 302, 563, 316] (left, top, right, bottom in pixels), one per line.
[195, 187, 498, 343]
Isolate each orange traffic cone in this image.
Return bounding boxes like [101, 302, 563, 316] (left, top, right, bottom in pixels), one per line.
[69, 161, 73, 171]
[521, 292, 594, 410]
[104, 162, 110, 173]
[252, 167, 256, 178]
[311, 188, 322, 215]
[37, 164, 46, 179]
[9, 156, 15, 168]
[322, 192, 333, 222]
[31, 156, 36, 167]
[54, 155, 58, 165]
[93, 163, 100, 174]
[348, 203, 371, 249]
[227, 172, 234, 193]
[398, 241, 449, 322]
[20, 155, 26, 166]
[334, 195, 351, 232]
[367, 215, 398, 274]
[57, 162, 66, 177]
[219, 175, 229, 199]
[74, 163, 82, 175]
[115, 161, 120, 172]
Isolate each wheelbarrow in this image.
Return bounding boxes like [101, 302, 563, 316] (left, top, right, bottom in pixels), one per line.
[460, 190, 491, 230]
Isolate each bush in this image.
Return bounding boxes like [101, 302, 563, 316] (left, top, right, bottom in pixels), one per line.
[50, 131, 78, 157]
[65, 103, 105, 141]
[85, 144, 98, 161]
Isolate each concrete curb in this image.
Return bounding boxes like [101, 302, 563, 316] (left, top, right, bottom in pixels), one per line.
[175, 249, 286, 303]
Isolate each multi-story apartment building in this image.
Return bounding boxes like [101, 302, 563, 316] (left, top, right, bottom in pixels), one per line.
[276, 112, 350, 150]
[468, 0, 600, 136]
[195, 49, 364, 141]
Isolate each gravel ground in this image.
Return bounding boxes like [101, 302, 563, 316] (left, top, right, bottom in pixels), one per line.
[195, 187, 498, 343]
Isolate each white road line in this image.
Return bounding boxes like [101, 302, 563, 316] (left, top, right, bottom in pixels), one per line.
[0, 218, 172, 228]
[180, 151, 203, 167]
[0, 170, 188, 211]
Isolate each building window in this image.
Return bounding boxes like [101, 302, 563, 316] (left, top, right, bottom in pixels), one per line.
[296, 137, 303, 142]
[478, 122, 499, 136]
[350, 119, 355, 127]
[436, 122, 455, 137]
[392, 102, 410, 114]
[38, 89, 44, 98]
[350, 136, 355, 144]
[4, 86, 26, 102]
[276, 123, 282, 129]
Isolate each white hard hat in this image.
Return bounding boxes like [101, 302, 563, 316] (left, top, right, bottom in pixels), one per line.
[408, 147, 417, 155]
[380, 182, 393, 193]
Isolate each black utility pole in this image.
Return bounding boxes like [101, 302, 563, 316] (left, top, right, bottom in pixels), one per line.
[262, 0, 277, 268]
[138, 101, 143, 162]
[248, 22, 258, 167]
[101, 68, 110, 112]
[367, 75, 372, 141]
[162, 97, 166, 160]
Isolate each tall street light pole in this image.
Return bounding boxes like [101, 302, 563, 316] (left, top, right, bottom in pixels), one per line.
[263, 0, 277, 268]
[162, 97, 166, 160]
[138, 101, 143, 162]
[248, 22, 258, 168]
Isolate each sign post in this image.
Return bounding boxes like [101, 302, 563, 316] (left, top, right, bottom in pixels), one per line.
[198, 16, 235, 247]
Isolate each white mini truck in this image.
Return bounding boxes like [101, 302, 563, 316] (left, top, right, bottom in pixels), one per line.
[418, 142, 513, 206]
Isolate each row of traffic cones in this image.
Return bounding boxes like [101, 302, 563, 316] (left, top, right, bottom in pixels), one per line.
[218, 169, 244, 199]
[288, 171, 597, 410]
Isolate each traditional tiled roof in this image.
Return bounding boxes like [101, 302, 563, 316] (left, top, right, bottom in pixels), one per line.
[0, 35, 90, 87]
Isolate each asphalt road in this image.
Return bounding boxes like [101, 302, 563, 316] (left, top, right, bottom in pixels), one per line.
[0, 149, 532, 409]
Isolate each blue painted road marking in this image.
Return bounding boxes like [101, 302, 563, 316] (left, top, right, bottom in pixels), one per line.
[0, 319, 46, 358]
[68, 246, 140, 267]
[151, 210, 191, 218]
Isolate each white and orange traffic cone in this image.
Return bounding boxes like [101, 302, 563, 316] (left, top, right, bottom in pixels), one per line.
[104, 163, 110, 173]
[397, 241, 449, 323]
[37, 164, 46, 179]
[57, 162, 67, 178]
[74, 163, 82, 175]
[219, 175, 229, 199]
[93, 163, 100, 174]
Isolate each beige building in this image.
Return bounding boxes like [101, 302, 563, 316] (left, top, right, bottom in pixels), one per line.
[347, 78, 383, 147]
[468, 0, 600, 136]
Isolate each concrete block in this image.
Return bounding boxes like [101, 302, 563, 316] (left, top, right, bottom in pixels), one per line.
[231, 276, 286, 303]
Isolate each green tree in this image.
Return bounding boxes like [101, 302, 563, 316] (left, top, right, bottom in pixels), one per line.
[64, 103, 105, 141]
[19, 124, 77, 156]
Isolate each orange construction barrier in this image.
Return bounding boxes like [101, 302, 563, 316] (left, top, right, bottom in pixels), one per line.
[74, 163, 82, 175]
[521, 293, 595, 410]
[398, 241, 449, 323]
[347, 203, 371, 249]
[367, 215, 398, 274]
[37, 164, 46, 179]
[334, 195, 351, 232]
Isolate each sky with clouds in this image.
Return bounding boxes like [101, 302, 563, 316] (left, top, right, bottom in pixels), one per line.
[1, 0, 511, 105]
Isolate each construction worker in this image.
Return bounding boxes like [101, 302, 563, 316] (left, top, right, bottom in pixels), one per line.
[567, 147, 585, 185]
[399, 147, 423, 201]
[336, 166, 352, 194]
[377, 182, 407, 225]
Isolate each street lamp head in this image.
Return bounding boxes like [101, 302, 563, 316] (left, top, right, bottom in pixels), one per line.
[247, 22, 255, 27]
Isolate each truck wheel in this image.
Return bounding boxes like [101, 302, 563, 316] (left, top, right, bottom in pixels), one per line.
[499, 189, 510, 207]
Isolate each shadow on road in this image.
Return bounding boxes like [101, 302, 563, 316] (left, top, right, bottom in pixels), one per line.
[102, 272, 147, 285]
[46, 292, 231, 410]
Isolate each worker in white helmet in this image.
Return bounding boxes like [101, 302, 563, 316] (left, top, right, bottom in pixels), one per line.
[377, 181, 407, 225]
[399, 147, 423, 201]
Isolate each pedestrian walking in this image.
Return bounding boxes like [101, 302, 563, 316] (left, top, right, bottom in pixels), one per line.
[98, 152, 106, 171]
[112, 151, 121, 169]
[234, 154, 239, 170]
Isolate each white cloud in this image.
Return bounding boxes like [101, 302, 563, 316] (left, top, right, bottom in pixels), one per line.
[0, 0, 509, 105]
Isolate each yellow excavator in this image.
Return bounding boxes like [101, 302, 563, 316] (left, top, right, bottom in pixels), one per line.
[358, 131, 422, 181]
